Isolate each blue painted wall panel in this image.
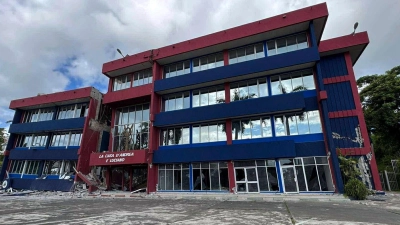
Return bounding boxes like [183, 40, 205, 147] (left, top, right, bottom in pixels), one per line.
[155, 47, 320, 93]
[155, 92, 317, 127]
[9, 148, 79, 160]
[11, 179, 74, 191]
[9, 117, 85, 134]
[232, 133, 323, 145]
[154, 140, 325, 163]
[295, 141, 326, 157]
[330, 116, 361, 148]
[319, 54, 348, 78]
[153, 141, 296, 163]
[325, 82, 355, 112]
[100, 131, 110, 152]
[0, 155, 9, 181]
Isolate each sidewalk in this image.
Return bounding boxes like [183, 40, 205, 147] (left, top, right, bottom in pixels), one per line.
[89, 191, 351, 202]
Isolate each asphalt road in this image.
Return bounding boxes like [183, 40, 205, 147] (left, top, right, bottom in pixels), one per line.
[0, 197, 399, 224]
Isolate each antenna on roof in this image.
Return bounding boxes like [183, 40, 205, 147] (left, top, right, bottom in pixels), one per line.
[117, 49, 129, 61]
[352, 22, 359, 36]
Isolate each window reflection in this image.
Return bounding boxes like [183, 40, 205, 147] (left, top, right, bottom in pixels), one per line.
[160, 127, 190, 146]
[23, 108, 54, 123]
[230, 78, 268, 102]
[163, 92, 190, 112]
[114, 103, 150, 151]
[193, 53, 223, 73]
[229, 43, 264, 65]
[267, 33, 308, 56]
[192, 85, 225, 107]
[271, 70, 315, 95]
[233, 117, 272, 140]
[192, 122, 226, 144]
[164, 61, 190, 78]
[274, 110, 321, 137]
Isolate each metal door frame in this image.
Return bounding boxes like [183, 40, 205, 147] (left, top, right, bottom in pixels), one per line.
[234, 167, 260, 193]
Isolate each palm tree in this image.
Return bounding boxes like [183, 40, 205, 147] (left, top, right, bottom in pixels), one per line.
[217, 88, 257, 140]
[278, 84, 308, 135]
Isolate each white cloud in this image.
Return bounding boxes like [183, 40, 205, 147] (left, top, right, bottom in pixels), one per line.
[0, 0, 399, 127]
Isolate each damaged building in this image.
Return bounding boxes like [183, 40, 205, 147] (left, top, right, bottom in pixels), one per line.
[0, 87, 106, 191]
[1, 2, 382, 193]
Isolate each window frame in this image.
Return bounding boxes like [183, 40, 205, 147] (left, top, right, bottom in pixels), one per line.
[56, 103, 89, 120]
[273, 110, 322, 137]
[267, 32, 309, 56]
[228, 42, 265, 65]
[50, 131, 83, 148]
[113, 103, 150, 151]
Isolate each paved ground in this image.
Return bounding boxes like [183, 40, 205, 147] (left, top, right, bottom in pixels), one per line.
[0, 195, 399, 225]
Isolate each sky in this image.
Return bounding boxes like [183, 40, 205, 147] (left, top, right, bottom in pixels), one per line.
[0, 0, 399, 129]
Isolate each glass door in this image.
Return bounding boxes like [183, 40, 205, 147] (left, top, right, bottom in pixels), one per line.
[235, 167, 259, 193]
[281, 166, 299, 193]
[245, 168, 259, 193]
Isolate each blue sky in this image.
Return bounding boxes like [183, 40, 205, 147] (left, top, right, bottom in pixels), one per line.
[0, 0, 399, 130]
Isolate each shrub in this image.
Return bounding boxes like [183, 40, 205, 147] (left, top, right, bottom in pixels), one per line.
[344, 178, 369, 200]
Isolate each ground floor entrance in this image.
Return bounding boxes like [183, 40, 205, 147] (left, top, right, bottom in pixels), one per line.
[235, 167, 259, 193]
[100, 165, 147, 192]
[156, 156, 334, 194]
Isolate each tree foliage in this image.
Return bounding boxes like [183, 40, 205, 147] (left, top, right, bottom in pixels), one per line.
[357, 66, 400, 169]
[0, 128, 6, 168]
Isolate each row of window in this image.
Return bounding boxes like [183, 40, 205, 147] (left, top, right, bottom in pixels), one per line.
[113, 103, 151, 151]
[22, 108, 54, 123]
[112, 32, 309, 88]
[164, 61, 191, 78]
[235, 160, 279, 192]
[163, 33, 308, 78]
[113, 122, 149, 151]
[9, 160, 76, 177]
[280, 157, 332, 192]
[161, 69, 315, 112]
[157, 157, 332, 193]
[229, 43, 264, 65]
[192, 53, 224, 73]
[15, 131, 83, 148]
[115, 103, 150, 126]
[158, 162, 229, 191]
[21, 103, 89, 123]
[267, 33, 308, 56]
[160, 111, 321, 146]
[113, 69, 153, 91]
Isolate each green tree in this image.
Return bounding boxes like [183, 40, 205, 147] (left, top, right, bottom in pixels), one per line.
[357, 66, 400, 169]
[0, 128, 6, 168]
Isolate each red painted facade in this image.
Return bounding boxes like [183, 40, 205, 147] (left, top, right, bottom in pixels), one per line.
[9, 87, 93, 109]
[319, 32, 369, 53]
[103, 83, 152, 105]
[89, 150, 147, 166]
[77, 98, 101, 178]
[343, 52, 382, 190]
[102, 3, 328, 75]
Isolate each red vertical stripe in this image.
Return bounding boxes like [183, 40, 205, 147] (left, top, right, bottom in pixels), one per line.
[147, 62, 162, 193]
[224, 82, 230, 103]
[344, 52, 382, 190]
[223, 50, 229, 66]
[108, 78, 113, 93]
[227, 161, 235, 193]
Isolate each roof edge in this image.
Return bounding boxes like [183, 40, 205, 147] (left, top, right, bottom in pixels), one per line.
[102, 2, 329, 76]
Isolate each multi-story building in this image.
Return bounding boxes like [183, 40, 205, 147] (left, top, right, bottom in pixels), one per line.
[95, 2, 381, 194]
[1, 3, 382, 194]
[0, 87, 104, 191]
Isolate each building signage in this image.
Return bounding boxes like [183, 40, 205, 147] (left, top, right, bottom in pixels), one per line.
[98, 152, 135, 163]
[89, 150, 147, 166]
